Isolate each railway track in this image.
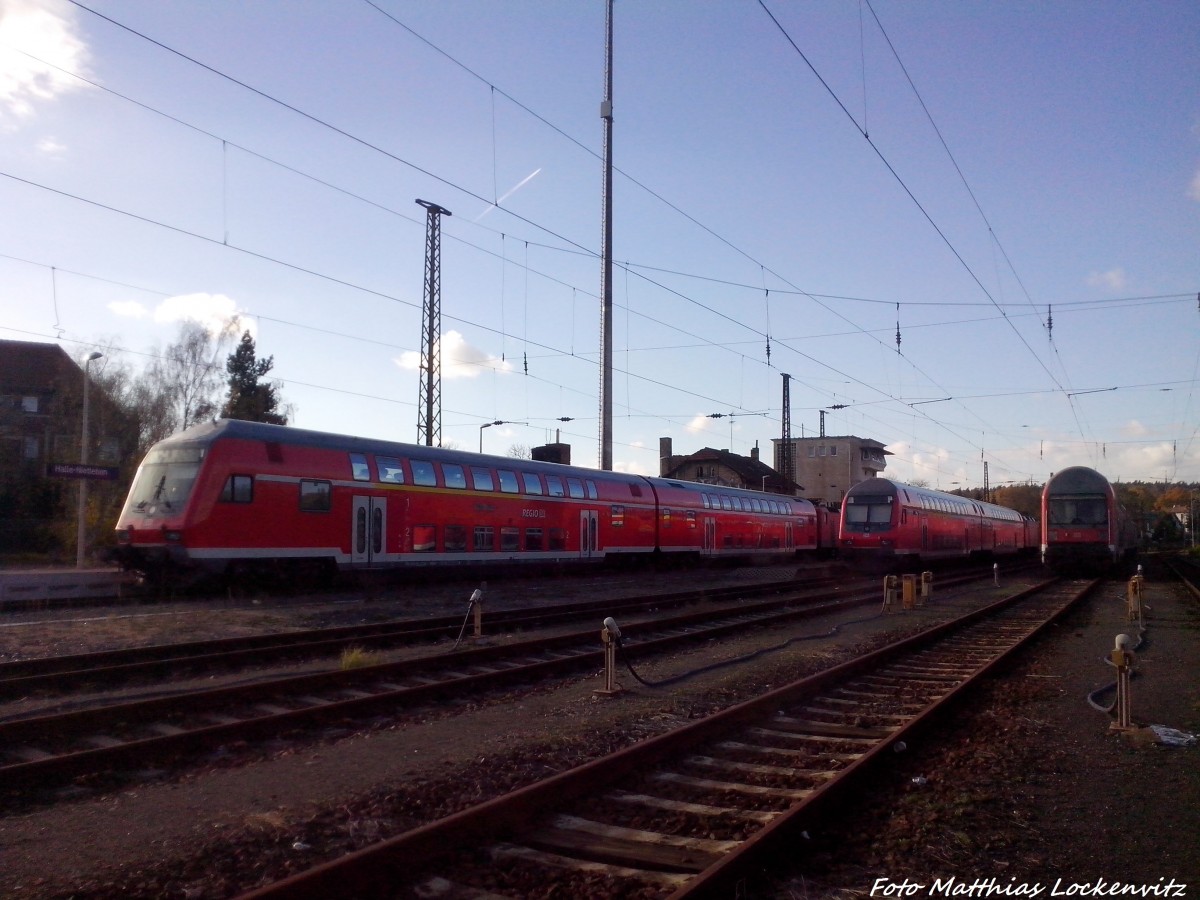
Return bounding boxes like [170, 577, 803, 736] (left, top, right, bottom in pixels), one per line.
[232, 576, 1099, 900]
[0, 568, 1010, 795]
[0, 576, 843, 696]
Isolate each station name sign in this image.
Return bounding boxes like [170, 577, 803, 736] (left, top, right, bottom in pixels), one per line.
[47, 463, 120, 481]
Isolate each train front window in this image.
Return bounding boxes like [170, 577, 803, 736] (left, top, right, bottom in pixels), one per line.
[1049, 498, 1107, 527]
[121, 447, 204, 517]
[844, 494, 894, 530]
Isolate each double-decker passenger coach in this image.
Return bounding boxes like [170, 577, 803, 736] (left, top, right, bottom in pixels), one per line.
[1040, 466, 1138, 574]
[839, 477, 1035, 571]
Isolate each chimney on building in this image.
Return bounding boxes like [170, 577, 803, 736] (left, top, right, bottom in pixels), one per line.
[659, 437, 673, 476]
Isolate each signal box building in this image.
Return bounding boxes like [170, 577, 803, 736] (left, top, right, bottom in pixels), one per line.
[771, 435, 889, 505]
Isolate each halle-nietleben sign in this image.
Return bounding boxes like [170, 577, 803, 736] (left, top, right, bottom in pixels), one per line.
[47, 463, 120, 481]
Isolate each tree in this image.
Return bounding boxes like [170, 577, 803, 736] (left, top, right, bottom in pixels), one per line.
[141, 321, 229, 434]
[221, 331, 287, 424]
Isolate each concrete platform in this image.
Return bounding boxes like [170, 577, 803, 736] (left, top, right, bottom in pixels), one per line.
[0, 566, 137, 605]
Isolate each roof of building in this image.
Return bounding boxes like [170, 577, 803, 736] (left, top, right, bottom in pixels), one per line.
[663, 446, 802, 492]
[0, 340, 80, 394]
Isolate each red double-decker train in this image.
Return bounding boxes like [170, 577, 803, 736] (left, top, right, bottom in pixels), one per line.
[113, 419, 837, 582]
[837, 477, 1037, 571]
[1040, 466, 1139, 574]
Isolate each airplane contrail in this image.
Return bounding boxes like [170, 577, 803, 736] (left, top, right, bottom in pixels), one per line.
[474, 168, 542, 221]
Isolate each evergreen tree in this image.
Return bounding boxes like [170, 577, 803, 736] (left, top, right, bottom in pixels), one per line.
[221, 331, 287, 424]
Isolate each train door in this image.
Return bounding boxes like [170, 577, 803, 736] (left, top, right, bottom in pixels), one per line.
[702, 517, 717, 555]
[352, 495, 386, 565]
[785, 522, 795, 551]
[578, 509, 599, 558]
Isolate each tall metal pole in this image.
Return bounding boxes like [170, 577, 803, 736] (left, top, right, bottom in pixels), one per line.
[416, 199, 451, 447]
[76, 351, 103, 568]
[780, 373, 792, 485]
[598, 0, 614, 470]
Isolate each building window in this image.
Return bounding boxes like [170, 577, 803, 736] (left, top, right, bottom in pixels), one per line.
[829, 445, 837, 456]
[22, 436, 38, 459]
[21, 396, 37, 413]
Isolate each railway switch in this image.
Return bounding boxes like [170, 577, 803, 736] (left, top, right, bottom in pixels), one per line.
[881, 575, 899, 613]
[596, 616, 624, 696]
[1109, 633, 1136, 731]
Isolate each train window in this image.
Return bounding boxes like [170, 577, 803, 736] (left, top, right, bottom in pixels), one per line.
[372, 507, 383, 554]
[412, 525, 436, 552]
[473, 526, 495, 551]
[442, 464, 467, 489]
[585, 479, 598, 500]
[411, 460, 437, 487]
[444, 524, 467, 552]
[611, 505, 625, 527]
[299, 480, 331, 512]
[701, 495, 710, 509]
[546, 476, 566, 497]
[629, 484, 643, 498]
[500, 527, 520, 552]
[548, 528, 567, 551]
[525, 527, 544, 551]
[662, 508, 672, 526]
[742, 499, 752, 512]
[721, 496, 733, 511]
[687, 510, 697, 528]
[497, 470, 519, 493]
[349, 453, 370, 481]
[566, 477, 585, 499]
[521, 472, 543, 494]
[220, 474, 253, 503]
[471, 467, 494, 491]
[377, 456, 405, 484]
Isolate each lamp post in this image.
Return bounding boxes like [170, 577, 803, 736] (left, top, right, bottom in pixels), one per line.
[76, 351, 103, 568]
[479, 420, 526, 453]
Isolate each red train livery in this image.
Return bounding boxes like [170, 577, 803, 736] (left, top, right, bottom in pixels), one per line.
[1040, 466, 1138, 574]
[838, 477, 1037, 570]
[113, 419, 832, 580]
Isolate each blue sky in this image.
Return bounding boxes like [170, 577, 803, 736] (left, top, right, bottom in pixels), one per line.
[2, 0, 1198, 489]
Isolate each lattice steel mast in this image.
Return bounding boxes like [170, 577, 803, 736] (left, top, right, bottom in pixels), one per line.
[416, 199, 451, 447]
[598, 0, 614, 470]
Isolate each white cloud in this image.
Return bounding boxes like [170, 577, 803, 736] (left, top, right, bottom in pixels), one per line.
[0, 0, 90, 126]
[153, 293, 250, 337]
[108, 300, 148, 319]
[1086, 268, 1128, 291]
[394, 330, 512, 380]
[35, 134, 65, 155]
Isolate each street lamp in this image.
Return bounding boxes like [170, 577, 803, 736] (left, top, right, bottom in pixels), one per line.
[76, 351, 103, 568]
[479, 420, 526, 453]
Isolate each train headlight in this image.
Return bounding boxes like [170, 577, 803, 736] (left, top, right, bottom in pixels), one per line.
[163, 529, 183, 543]
[879, 539, 893, 547]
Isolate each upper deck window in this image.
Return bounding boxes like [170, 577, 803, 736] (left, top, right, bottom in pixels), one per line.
[377, 456, 405, 484]
[497, 470, 519, 493]
[349, 453, 370, 481]
[410, 460, 437, 487]
[442, 463, 467, 489]
[521, 472, 543, 495]
[471, 467, 494, 491]
[546, 476, 566, 497]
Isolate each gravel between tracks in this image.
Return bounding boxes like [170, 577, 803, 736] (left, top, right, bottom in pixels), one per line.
[0, 562, 1197, 898]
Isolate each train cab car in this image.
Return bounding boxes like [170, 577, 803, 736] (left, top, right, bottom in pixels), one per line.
[839, 477, 1031, 571]
[113, 419, 661, 579]
[112, 419, 824, 583]
[1041, 466, 1138, 574]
